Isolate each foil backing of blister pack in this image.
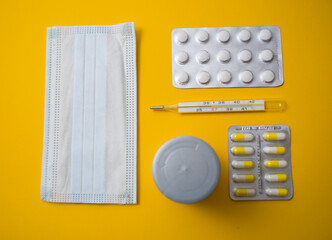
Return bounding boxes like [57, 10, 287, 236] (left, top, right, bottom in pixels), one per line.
[172, 26, 283, 89]
[228, 125, 293, 201]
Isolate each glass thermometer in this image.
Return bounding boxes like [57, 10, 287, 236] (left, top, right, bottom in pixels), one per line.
[150, 99, 286, 113]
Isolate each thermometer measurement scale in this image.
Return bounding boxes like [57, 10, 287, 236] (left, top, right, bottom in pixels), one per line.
[150, 99, 286, 113]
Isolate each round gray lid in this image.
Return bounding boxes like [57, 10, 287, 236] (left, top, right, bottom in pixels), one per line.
[152, 136, 220, 204]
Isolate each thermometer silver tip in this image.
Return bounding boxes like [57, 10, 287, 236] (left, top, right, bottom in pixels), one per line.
[150, 106, 164, 110]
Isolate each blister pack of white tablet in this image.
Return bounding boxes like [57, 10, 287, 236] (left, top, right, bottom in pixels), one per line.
[172, 26, 283, 88]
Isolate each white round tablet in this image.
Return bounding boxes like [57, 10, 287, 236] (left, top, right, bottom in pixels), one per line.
[216, 30, 230, 43]
[260, 70, 275, 83]
[195, 30, 209, 43]
[196, 71, 210, 84]
[239, 70, 253, 83]
[259, 29, 272, 41]
[217, 50, 231, 63]
[175, 71, 189, 85]
[238, 29, 251, 42]
[238, 49, 252, 62]
[174, 30, 189, 44]
[260, 49, 274, 62]
[175, 51, 189, 65]
[217, 70, 232, 83]
[196, 50, 210, 64]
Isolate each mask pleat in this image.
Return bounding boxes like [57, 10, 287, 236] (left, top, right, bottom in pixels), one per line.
[71, 32, 85, 200]
[93, 34, 107, 198]
[81, 33, 96, 200]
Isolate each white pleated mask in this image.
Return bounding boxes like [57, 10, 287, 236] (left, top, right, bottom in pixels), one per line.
[41, 23, 137, 204]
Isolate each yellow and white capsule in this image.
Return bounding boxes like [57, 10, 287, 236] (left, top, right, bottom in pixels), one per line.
[263, 146, 286, 154]
[231, 160, 254, 169]
[234, 188, 256, 197]
[233, 174, 255, 182]
[265, 174, 288, 182]
[231, 147, 254, 155]
[264, 160, 288, 168]
[263, 132, 287, 141]
[231, 133, 254, 142]
[266, 188, 288, 197]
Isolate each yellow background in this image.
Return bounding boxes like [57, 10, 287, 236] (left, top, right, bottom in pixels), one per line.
[0, 0, 331, 239]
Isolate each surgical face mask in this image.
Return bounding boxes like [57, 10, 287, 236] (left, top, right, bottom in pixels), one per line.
[41, 23, 137, 204]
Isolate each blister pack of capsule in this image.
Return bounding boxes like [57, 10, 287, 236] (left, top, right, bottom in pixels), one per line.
[228, 125, 293, 201]
[172, 26, 283, 89]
